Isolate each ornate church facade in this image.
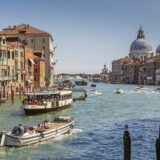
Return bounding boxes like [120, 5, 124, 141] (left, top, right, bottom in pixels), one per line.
[111, 26, 160, 85]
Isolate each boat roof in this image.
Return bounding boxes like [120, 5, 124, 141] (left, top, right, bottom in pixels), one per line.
[24, 90, 72, 96]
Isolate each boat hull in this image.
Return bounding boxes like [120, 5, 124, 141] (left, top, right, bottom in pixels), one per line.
[5, 121, 73, 147]
[23, 104, 72, 115]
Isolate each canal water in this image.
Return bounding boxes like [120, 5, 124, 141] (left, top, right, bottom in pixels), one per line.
[0, 84, 160, 160]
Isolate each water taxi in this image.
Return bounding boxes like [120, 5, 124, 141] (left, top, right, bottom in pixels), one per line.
[4, 116, 74, 147]
[88, 90, 102, 95]
[114, 88, 124, 94]
[134, 86, 144, 92]
[22, 90, 73, 115]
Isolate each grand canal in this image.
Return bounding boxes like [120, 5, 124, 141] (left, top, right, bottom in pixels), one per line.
[0, 84, 160, 160]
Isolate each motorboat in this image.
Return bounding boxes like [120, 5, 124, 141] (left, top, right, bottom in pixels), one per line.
[114, 88, 124, 94]
[134, 86, 144, 92]
[22, 90, 73, 115]
[75, 79, 88, 86]
[88, 90, 102, 95]
[4, 116, 74, 147]
[0, 98, 7, 103]
[90, 84, 96, 87]
[73, 95, 86, 101]
[155, 87, 160, 92]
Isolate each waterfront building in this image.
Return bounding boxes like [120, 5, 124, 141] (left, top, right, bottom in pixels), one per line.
[100, 64, 110, 83]
[153, 50, 160, 85]
[7, 41, 25, 94]
[123, 60, 139, 84]
[0, 36, 12, 97]
[0, 24, 54, 86]
[111, 26, 158, 85]
[24, 46, 45, 91]
[111, 56, 131, 83]
[143, 57, 155, 85]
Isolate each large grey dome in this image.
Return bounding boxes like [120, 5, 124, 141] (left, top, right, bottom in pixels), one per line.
[156, 45, 160, 54]
[130, 38, 152, 52]
[129, 26, 153, 59]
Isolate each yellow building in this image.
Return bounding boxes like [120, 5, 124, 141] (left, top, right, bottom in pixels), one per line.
[7, 41, 25, 94]
[0, 36, 10, 97]
[0, 24, 55, 86]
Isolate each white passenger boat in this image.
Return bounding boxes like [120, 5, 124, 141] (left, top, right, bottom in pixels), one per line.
[114, 88, 124, 94]
[134, 86, 144, 92]
[22, 90, 73, 115]
[4, 116, 74, 147]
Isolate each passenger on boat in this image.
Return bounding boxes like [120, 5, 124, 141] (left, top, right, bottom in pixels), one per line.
[18, 124, 25, 136]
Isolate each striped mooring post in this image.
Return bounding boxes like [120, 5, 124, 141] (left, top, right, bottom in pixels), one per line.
[123, 124, 131, 160]
[156, 127, 160, 160]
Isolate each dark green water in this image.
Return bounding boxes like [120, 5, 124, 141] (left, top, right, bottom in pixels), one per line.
[0, 83, 160, 160]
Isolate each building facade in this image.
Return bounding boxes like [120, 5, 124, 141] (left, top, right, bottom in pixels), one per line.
[111, 26, 160, 85]
[100, 64, 110, 83]
[0, 24, 54, 86]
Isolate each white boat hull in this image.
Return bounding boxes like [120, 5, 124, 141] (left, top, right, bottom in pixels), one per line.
[5, 121, 73, 147]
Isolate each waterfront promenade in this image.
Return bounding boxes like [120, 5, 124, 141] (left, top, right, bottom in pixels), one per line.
[0, 83, 159, 159]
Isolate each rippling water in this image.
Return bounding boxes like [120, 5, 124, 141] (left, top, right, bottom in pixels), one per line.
[0, 84, 160, 160]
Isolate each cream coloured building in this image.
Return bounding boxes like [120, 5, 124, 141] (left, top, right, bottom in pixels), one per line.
[0, 24, 55, 86]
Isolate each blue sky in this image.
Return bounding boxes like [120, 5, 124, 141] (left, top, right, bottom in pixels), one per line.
[0, 0, 160, 73]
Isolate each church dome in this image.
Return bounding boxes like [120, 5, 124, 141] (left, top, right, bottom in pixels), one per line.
[130, 38, 152, 53]
[129, 26, 153, 59]
[156, 45, 160, 54]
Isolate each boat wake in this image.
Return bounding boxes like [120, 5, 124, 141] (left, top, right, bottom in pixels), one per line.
[55, 128, 83, 141]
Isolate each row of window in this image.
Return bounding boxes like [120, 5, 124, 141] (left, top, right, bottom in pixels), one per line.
[31, 38, 45, 44]
[61, 94, 72, 100]
[0, 68, 24, 81]
[0, 50, 24, 59]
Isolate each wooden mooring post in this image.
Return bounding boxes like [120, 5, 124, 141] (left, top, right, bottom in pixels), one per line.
[123, 125, 131, 160]
[0, 90, 1, 106]
[11, 84, 14, 104]
[156, 128, 160, 160]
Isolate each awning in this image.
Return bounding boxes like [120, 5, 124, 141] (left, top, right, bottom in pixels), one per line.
[28, 58, 35, 65]
[26, 80, 32, 83]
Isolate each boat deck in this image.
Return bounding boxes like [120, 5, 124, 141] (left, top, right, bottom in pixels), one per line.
[35, 122, 67, 132]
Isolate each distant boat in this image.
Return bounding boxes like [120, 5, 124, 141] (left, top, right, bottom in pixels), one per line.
[75, 79, 88, 86]
[134, 86, 144, 92]
[88, 90, 102, 95]
[155, 87, 160, 92]
[0, 98, 7, 103]
[90, 84, 96, 87]
[114, 88, 124, 94]
[4, 116, 74, 147]
[73, 95, 86, 101]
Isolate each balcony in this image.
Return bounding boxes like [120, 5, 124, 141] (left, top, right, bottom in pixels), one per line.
[29, 76, 33, 80]
[21, 69, 25, 74]
[0, 76, 13, 81]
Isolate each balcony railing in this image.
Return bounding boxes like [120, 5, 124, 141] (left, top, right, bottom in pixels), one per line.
[0, 76, 15, 81]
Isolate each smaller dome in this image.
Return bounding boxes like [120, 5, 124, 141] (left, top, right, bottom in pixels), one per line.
[156, 45, 160, 54]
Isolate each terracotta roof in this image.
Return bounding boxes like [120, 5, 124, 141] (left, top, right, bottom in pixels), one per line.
[0, 24, 50, 36]
[112, 56, 132, 64]
[145, 54, 160, 62]
[126, 59, 141, 65]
